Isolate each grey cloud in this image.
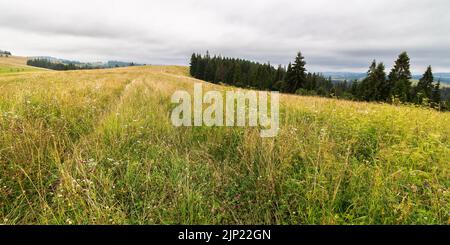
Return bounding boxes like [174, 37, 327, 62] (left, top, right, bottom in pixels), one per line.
[0, 0, 449, 73]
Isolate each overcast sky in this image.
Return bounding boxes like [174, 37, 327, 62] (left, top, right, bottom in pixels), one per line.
[1, 0, 449, 73]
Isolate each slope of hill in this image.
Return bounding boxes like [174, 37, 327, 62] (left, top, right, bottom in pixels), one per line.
[29, 56, 143, 69]
[0, 62, 449, 224]
[320, 72, 366, 81]
[433, 73, 450, 87]
[0, 56, 48, 74]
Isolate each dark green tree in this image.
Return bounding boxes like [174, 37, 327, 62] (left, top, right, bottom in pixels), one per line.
[286, 52, 307, 93]
[284, 63, 294, 92]
[189, 53, 198, 77]
[359, 60, 378, 101]
[388, 52, 412, 102]
[431, 80, 441, 107]
[415, 66, 434, 104]
[357, 60, 387, 101]
[375, 62, 388, 101]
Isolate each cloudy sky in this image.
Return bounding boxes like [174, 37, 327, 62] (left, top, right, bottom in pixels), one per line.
[1, 0, 449, 73]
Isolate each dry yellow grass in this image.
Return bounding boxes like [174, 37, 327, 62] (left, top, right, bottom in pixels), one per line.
[0, 56, 48, 74]
[0, 63, 449, 224]
[0, 56, 29, 67]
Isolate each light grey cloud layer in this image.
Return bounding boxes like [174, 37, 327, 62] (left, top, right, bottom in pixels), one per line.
[1, 0, 449, 72]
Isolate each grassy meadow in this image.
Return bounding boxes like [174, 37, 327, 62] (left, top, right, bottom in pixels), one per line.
[0, 56, 46, 74]
[0, 57, 449, 224]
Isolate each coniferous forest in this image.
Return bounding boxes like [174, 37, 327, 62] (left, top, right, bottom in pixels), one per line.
[190, 51, 449, 111]
[27, 59, 89, 71]
[27, 58, 139, 71]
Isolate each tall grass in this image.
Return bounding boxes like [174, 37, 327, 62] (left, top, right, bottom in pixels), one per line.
[0, 65, 448, 224]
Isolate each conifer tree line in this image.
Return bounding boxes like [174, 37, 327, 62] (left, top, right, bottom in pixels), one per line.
[352, 52, 443, 108]
[190, 51, 449, 110]
[190, 51, 286, 90]
[27, 59, 88, 70]
[27, 59, 138, 71]
[190, 51, 338, 97]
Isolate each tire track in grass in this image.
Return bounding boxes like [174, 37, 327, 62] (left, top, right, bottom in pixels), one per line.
[9, 78, 136, 223]
[0, 75, 134, 223]
[49, 75, 201, 224]
[47, 79, 147, 223]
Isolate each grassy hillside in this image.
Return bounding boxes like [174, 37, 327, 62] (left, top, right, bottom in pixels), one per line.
[0, 56, 47, 74]
[0, 63, 449, 224]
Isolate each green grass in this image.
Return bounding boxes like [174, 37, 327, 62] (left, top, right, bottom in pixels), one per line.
[0, 67, 41, 74]
[0, 65, 449, 224]
[0, 56, 46, 74]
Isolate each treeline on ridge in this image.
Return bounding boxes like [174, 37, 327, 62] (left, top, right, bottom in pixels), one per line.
[27, 59, 94, 71]
[190, 52, 338, 97]
[27, 58, 139, 71]
[190, 51, 449, 111]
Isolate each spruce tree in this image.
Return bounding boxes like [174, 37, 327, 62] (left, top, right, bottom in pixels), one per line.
[358, 60, 389, 101]
[286, 52, 307, 93]
[275, 65, 285, 85]
[310, 73, 317, 91]
[431, 80, 441, 107]
[375, 62, 387, 101]
[285, 63, 294, 92]
[233, 63, 242, 85]
[389, 52, 412, 102]
[189, 53, 197, 77]
[196, 54, 206, 79]
[350, 80, 361, 100]
[359, 60, 380, 101]
[416, 66, 434, 103]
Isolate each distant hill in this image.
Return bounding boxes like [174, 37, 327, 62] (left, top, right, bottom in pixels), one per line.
[0, 56, 48, 74]
[31, 56, 82, 64]
[319, 72, 366, 82]
[29, 56, 143, 69]
[321, 71, 450, 86]
[418, 73, 450, 87]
